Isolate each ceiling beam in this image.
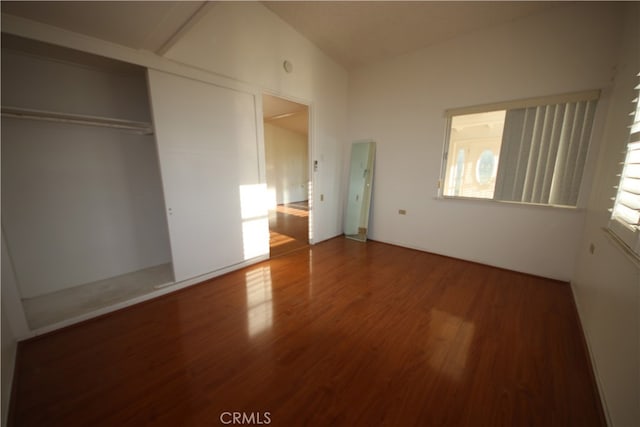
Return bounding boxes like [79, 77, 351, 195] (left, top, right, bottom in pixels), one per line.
[155, 1, 212, 57]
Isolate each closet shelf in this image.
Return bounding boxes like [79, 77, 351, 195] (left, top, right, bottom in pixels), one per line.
[1, 106, 154, 135]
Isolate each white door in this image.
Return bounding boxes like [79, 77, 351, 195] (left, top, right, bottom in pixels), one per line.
[147, 70, 268, 282]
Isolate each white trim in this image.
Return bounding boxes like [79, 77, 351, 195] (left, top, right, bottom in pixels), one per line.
[570, 281, 613, 427]
[255, 94, 268, 191]
[261, 89, 316, 245]
[602, 226, 640, 267]
[368, 235, 571, 281]
[435, 194, 582, 211]
[445, 89, 601, 117]
[155, 2, 213, 57]
[438, 115, 453, 198]
[1, 13, 260, 97]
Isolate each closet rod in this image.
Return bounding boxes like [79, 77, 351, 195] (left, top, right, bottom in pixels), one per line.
[1, 106, 154, 135]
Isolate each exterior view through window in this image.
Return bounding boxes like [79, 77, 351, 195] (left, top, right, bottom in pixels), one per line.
[442, 91, 599, 207]
[445, 110, 505, 198]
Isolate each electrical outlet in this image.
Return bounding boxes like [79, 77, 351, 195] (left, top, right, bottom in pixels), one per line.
[398, 209, 407, 215]
[320, 194, 324, 202]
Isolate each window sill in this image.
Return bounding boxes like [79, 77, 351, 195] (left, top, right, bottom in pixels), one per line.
[435, 195, 584, 211]
[601, 227, 640, 267]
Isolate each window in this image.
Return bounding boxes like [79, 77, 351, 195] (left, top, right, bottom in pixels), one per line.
[609, 72, 640, 256]
[441, 90, 600, 207]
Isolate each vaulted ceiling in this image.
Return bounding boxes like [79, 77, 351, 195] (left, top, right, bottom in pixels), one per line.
[1, 1, 566, 70]
[1, 1, 207, 54]
[263, 1, 564, 70]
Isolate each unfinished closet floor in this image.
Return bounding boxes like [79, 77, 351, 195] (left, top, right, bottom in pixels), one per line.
[22, 263, 173, 330]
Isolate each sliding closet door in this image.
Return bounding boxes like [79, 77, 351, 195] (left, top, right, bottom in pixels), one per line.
[147, 70, 267, 282]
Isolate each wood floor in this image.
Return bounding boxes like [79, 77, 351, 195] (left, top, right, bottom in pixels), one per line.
[9, 238, 604, 427]
[268, 201, 309, 257]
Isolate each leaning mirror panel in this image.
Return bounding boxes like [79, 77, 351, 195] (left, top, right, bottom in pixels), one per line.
[344, 141, 376, 242]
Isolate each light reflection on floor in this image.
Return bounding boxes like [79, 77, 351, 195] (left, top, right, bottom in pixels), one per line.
[269, 230, 296, 247]
[269, 201, 309, 257]
[275, 205, 309, 217]
[245, 266, 273, 337]
[426, 308, 475, 381]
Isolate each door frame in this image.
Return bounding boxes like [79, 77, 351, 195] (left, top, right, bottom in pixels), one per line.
[260, 90, 315, 245]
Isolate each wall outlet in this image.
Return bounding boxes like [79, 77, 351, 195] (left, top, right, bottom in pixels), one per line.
[398, 209, 407, 215]
[320, 194, 324, 202]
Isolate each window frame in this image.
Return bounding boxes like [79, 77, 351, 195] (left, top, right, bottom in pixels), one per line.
[608, 73, 640, 257]
[438, 89, 601, 209]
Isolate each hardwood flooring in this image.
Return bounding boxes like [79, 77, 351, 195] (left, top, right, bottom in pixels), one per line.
[268, 202, 309, 257]
[9, 238, 604, 426]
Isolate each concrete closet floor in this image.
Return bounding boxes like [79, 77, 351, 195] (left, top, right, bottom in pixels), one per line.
[22, 263, 173, 329]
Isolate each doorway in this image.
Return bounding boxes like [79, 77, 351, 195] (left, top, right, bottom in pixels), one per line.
[262, 94, 310, 257]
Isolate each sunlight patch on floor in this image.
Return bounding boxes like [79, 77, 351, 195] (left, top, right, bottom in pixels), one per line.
[269, 230, 296, 247]
[275, 205, 309, 217]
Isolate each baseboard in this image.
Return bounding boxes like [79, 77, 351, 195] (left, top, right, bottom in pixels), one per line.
[570, 281, 612, 426]
[368, 236, 569, 282]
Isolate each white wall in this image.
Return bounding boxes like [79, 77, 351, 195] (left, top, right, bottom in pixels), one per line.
[264, 122, 309, 205]
[348, 2, 623, 280]
[163, 2, 348, 242]
[572, 3, 640, 426]
[1, 50, 172, 298]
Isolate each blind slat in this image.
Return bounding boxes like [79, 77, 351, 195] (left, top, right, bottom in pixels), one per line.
[613, 204, 640, 226]
[617, 190, 640, 210]
[610, 72, 640, 256]
[627, 149, 640, 164]
[623, 164, 640, 178]
[621, 177, 640, 194]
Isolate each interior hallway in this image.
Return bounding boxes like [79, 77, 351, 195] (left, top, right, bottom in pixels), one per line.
[269, 201, 309, 257]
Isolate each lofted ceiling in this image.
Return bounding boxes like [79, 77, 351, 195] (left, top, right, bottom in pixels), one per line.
[264, 1, 565, 70]
[1, 1, 567, 71]
[0, 1, 208, 54]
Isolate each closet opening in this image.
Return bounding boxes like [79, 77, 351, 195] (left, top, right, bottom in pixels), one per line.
[262, 94, 311, 257]
[1, 34, 174, 330]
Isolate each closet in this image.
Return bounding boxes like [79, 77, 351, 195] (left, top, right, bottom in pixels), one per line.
[1, 35, 174, 329]
[147, 69, 268, 282]
[2, 34, 270, 334]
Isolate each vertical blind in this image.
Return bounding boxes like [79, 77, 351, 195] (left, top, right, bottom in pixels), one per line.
[494, 99, 597, 206]
[609, 72, 640, 255]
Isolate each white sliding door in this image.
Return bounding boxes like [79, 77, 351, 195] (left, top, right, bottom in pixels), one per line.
[147, 70, 268, 282]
